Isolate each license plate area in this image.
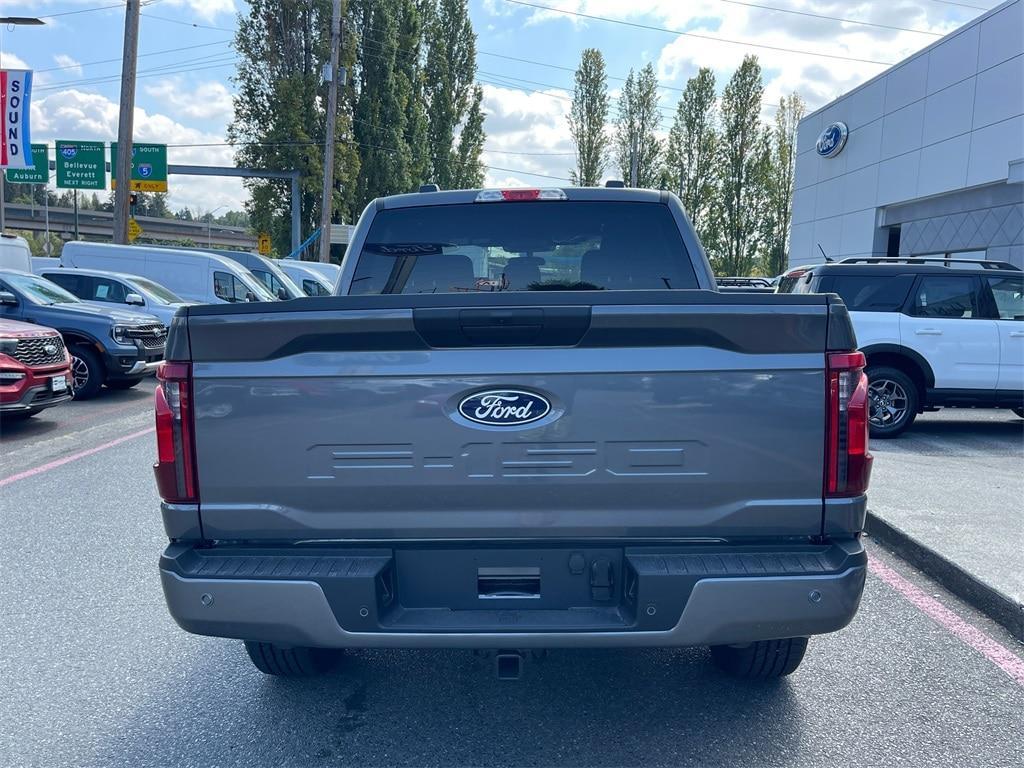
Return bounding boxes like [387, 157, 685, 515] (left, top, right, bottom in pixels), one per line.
[394, 548, 624, 612]
[51, 375, 68, 393]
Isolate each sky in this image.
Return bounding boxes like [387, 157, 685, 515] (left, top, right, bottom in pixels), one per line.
[0, 0, 1000, 216]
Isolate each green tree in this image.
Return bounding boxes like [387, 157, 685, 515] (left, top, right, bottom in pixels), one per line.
[353, 0, 412, 205]
[665, 67, 718, 246]
[615, 63, 662, 188]
[229, 0, 360, 254]
[715, 55, 771, 276]
[568, 48, 610, 186]
[398, 0, 431, 187]
[423, 0, 485, 189]
[762, 92, 805, 276]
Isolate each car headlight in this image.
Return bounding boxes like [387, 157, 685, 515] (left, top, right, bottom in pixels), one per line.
[112, 325, 131, 344]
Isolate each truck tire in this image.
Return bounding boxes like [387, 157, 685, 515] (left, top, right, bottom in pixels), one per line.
[866, 366, 918, 438]
[70, 345, 104, 400]
[710, 637, 808, 679]
[243, 641, 343, 677]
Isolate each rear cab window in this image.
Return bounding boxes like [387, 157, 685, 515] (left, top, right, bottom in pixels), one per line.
[349, 201, 698, 294]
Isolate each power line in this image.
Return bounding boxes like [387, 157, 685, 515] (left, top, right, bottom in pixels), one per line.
[35, 39, 232, 73]
[921, 0, 991, 9]
[37, 0, 162, 20]
[715, 0, 944, 36]
[502, 0, 895, 66]
[140, 12, 234, 32]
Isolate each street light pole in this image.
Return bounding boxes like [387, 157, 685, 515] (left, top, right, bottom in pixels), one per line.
[0, 16, 46, 235]
[206, 205, 227, 248]
[318, 0, 342, 264]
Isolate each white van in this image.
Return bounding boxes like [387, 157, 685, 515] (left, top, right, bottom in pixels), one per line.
[292, 259, 341, 285]
[0, 234, 32, 273]
[279, 260, 335, 296]
[60, 242, 277, 305]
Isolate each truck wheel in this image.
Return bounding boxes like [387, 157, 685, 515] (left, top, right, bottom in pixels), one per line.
[866, 366, 918, 438]
[243, 641, 343, 677]
[710, 637, 808, 679]
[106, 378, 142, 390]
[70, 346, 104, 400]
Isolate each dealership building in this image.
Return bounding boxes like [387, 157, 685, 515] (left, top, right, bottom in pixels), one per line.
[790, 0, 1023, 269]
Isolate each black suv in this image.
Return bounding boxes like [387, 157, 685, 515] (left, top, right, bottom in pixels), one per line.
[779, 257, 1023, 436]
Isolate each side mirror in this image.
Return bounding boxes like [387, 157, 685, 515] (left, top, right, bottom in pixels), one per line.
[0, 291, 17, 306]
[245, 291, 257, 302]
[124, 292, 144, 306]
[277, 288, 289, 300]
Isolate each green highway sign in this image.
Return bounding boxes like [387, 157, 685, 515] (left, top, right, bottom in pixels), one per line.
[4, 144, 49, 184]
[111, 142, 168, 192]
[55, 140, 106, 190]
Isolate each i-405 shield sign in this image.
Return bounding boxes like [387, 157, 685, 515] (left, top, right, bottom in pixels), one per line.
[0, 70, 34, 169]
[111, 142, 168, 192]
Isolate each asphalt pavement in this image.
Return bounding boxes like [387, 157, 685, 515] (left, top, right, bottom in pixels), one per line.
[869, 409, 1024, 604]
[1, 389, 1023, 767]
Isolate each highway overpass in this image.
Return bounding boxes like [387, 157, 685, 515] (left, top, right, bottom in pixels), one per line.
[2, 202, 256, 250]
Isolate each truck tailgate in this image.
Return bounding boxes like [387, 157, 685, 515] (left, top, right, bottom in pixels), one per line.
[183, 294, 834, 541]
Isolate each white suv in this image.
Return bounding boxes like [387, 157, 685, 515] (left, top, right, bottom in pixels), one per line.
[780, 257, 1023, 436]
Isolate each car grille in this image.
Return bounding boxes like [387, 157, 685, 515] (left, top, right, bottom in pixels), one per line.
[125, 324, 167, 349]
[12, 336, 66, 367]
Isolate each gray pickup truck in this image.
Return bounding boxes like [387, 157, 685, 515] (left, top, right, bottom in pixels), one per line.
[156, 187, 872, 680]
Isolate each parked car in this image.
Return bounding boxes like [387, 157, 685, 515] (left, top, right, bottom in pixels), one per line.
[0, 234, 32, 272]
[37, 267, 193, 326]
[157, 186, 871, 681]
[60, 242, 277, 305]
[778, 257, 1024, 436]
[278, 260, 334, 296]
[212, 250, 305, 300]
[0, 269, 166, 399]
[0, 318, 73, 420]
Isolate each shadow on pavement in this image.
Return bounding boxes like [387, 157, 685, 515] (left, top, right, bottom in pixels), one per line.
[96, 647, 804, 767]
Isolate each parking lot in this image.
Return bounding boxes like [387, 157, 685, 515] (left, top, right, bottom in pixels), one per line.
[1, 389, 1022, 767]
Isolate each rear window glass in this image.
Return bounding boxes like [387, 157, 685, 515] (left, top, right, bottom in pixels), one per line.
[829, 275, 914, 311]
[349, 202, 697, 294]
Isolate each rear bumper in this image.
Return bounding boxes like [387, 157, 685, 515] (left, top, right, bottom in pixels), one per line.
[160, 540, 867, 648]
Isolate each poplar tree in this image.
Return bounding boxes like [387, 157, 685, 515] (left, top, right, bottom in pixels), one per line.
[665, 68, 718, 245]
[763, 92, 805, 276]
[423, 0, 486, 189]
[715, 55, 771, 276]
[615, 63, 662, 187]
[568, 48, 610, 186]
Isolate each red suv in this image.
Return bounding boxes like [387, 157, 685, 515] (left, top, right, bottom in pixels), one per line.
[0, 319, 73, 420]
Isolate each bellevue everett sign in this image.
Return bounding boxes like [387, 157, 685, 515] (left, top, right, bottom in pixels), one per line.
[55, 140, 106, 189]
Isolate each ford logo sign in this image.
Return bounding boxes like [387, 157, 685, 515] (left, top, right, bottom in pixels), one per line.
[816, 122, 848, 158]
[457, 389, 551, 427]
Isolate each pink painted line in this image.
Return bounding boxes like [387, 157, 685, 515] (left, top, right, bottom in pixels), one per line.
[0, 426, 155, 489]
[869, 555, 1024, 687]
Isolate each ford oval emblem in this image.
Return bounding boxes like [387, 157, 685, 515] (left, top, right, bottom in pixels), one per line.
[458, 389, 551, 427]
[816, 121, 849, 158]
[43, 343, 57, 356]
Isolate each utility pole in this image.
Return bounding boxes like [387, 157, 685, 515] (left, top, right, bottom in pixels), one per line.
[112, 0, 141, 245]
[318, 0, 343, 264]
[629, 134, 639, 188]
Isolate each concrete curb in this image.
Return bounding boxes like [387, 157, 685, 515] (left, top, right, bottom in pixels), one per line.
[865, 511, 1024, 642]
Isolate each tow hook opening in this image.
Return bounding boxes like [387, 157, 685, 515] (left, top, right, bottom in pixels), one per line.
[495, 650, 524, 681]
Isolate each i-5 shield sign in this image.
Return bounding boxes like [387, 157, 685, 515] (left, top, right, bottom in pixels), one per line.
[111, 142, 168, 192]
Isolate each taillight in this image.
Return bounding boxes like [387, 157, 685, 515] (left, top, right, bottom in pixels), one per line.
[825, 351, 872, 498]
[154, 361, 198, 503]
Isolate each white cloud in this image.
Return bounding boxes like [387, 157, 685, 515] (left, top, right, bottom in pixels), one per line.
[52, 54, 83, 76]
[144, 78, 234, 122]
[0, 51, 32, 72]
[158, 0, 238, 23]
[30, 89, 246, 212]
